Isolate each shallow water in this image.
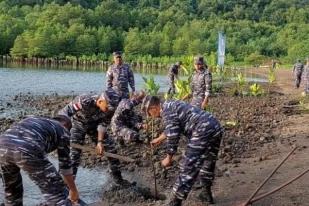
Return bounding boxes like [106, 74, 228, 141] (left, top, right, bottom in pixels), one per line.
[0, 156, 108, 205]
[0, 67, 169, 100]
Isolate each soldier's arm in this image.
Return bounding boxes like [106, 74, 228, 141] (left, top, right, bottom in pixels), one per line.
[58, 97, 82, 117]
[128, 67, 135, 92]
[58, 95, 92, 117]
[106, 67, 113, 89]
[57, 132, 73, 176]
[58, 133, 79, 201]
[163, 112, 181, 156]
[204, 71, 212, 98]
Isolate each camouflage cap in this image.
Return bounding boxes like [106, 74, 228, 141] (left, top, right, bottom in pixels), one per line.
[112, 51, 122, 57]
[194, 56, 204, 65]
[141, 95, 161, 113]
[100, 88, 121, 108]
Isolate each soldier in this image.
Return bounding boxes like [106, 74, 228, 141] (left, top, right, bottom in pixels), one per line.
[58, 88, 129, 185]
[111, 92, 146, 144]
[293, 59, 304, 88]
[304, 58, 309, 94]
[106, 51, 135, 99]
[185, 56, 212, 109]
[143, 96, 223, 206]
[167, 61, 182, 95]
[0, 115, 79, 205]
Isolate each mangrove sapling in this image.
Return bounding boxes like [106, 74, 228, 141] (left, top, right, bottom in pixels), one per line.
[142, 76, 160, 95]
[236, 72, 246, 96]
[174, 79, 191, 100]
[267, 69, 276, 95]
[249, 83, 264, 97]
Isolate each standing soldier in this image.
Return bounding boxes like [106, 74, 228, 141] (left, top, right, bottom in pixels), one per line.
[0, 115, 80, 205]
[143, 96, 223, 206]
[189, 56, 212, 109]
[167, 62, 182, 95]
[304, 58, 309, 94]
[293, 59, 304, 88]
[111, 92, 146, 144]
[58, 89, 129, 185]
[106, 51, 135, 99]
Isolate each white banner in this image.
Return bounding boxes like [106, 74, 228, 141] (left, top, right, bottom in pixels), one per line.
[217, 32, 226, 67]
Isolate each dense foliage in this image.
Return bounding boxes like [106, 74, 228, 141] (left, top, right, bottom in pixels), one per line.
[1, 0, 309, 63]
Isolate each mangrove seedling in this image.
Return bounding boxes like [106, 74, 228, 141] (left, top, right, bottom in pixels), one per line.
[142, 76, 160, 95]
[174, 79, 191, 100]
[249, 83, 264, 97]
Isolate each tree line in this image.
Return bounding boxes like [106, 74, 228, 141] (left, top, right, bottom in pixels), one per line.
[1, 0, 309, 64]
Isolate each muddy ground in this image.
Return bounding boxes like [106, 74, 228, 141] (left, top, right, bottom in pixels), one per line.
[0, 69, 308, 206]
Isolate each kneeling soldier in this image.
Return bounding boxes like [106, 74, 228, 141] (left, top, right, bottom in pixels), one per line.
[143, 96, 223, 206]
[59, 88, 128, 185]
[111, 92, 146, 143]
[0, 115, 79, 205]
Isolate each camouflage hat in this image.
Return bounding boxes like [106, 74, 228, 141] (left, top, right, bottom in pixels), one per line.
[194, 56, 204, 65]
[141, 95, 161, 113]
[112, 51, 122, 57]
[101, 88, 121, 108]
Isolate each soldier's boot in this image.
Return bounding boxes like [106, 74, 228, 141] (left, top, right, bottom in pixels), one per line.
[111, 171, 134, 187]
[198, 186, 214, 204]
[193, 179, 203, 190]
[166, 196, 182, 206]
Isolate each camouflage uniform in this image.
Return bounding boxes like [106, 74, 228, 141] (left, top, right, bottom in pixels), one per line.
[106, 64, 135, 99]
[59, 93, 120, 177]
[162, 100, 223, 200]
[293, 62, 304, 88]
[167, 64, 180, 95]
[111, 99, 143, 143]
[304, 65, 309, 94]
[0, 117, 72, 206]
[190, 67, 212, 108]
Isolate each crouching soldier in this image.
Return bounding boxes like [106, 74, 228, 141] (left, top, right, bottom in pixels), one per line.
[143, 96, 223, 206]
[111, 91, 146, 144]
[0, 115, 79, 205]
[58, 88, 129, 185]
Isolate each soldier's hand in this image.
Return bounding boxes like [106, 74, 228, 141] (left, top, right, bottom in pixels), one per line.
[202, 98, 208, 109]
[151, 137, 163, 147]
[161, 155, 172, 168]
[96, 142, 104, 155]
[69, 189, 79, 204]
[142, 123, 148, 130]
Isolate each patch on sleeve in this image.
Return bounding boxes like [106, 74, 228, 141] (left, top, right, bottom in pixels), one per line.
[73, 103, 82, 111]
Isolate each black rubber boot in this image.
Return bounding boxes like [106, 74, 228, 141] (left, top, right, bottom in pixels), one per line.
[166, 197, 182, 206]
[198, 186, 214, 204]
[111, 171, 134, 187]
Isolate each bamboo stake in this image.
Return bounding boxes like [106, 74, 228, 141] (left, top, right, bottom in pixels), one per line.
[243, 146, 297, 206]
[70, 143, 135, 163]
[249, 168, 309, 204]
[150, 118, 158, 199]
